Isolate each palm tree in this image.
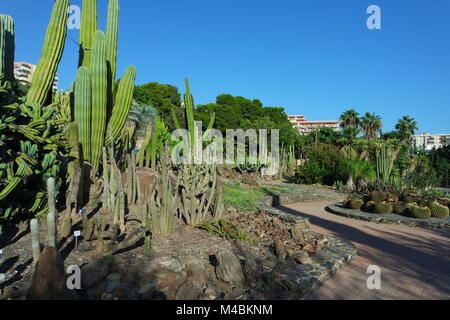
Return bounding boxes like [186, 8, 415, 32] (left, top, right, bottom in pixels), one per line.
[339, 109, 360, 128]
[395, 116, 418, 144]
[340, 126, 361, 157]
[360, 112, 382, 139]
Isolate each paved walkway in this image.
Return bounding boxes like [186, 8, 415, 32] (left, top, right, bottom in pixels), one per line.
[279, 202, 450, 300]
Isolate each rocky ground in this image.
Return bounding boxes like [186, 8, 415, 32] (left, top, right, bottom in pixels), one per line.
[0, 182, 355, 300]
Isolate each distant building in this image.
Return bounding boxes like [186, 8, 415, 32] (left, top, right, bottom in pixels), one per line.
[412, 133, 450, 150]
[14, 62, 58, 91]
[288, 115, 340, 135]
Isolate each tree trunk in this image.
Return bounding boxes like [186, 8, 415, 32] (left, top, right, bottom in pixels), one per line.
[346, 175, 355, 191]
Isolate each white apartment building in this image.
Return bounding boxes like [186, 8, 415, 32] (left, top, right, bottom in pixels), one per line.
[412, 133, 450, 150]
[14, 62, 58, 91]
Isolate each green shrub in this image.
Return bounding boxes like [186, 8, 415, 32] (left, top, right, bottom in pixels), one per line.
[408, 205, 431, 219]
[427, 201, 449, 219]
[290, 143, 344, 185]
[373, 203, 393, 214]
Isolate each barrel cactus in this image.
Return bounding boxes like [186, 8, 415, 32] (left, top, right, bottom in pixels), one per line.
[348, 199, 364, 210]
[373, 202, 393, 214]
[368, 191, 387, 203]
[363, 200, 376, 212]
[408, 205, 431, 219]
[428, 201, 449, 219]
[393, 202, 408, 215]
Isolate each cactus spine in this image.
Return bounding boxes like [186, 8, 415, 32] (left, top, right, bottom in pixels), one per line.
[78, 0, 98, 68]
[26, 0, 69, 106]
[0, 15, 15, 81]
[106, 0, 119, 84]
[90, 31, 108, 170]
[74, 67, 92, 162]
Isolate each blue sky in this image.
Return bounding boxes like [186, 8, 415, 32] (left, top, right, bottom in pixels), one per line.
[2, 0, 449, 133]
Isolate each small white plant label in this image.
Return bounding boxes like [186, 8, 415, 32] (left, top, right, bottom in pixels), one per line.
[0, 249, 3, 257]
[74, 231, 81, 237]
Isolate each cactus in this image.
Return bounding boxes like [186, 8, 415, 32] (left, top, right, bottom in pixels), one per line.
[373, 202, 393, 214]
[348, 199, 364, 210]
[368, 191, 387, 203]
[105, 65, 136, 146]
[376, 145, 395, 183]
[172, 79, 215, 161]
[47, 177, 57, 248]
[393, 202, 408, 215]
[428, 201, 449, 219]
[27, 0, 69, 106]
[106, 0, 119, 84]
[89, 31, 108, 170]
[30, 219, 41, 262]
[408, 205, 431, 219]
[363, 200, 376, 212]
[0, 15, 15, 82]
[74, 67, 92, 162]
[78, 0, 98, 68]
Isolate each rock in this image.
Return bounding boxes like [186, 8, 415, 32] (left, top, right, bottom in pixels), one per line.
[81, 259, 111, 289]
[83, 282, 106, 299]
[27, 247, 78, 300]
[203, 287, 218, 300]
[175, 280, 203, 300]
[215, 251, 246, 287]
[274, 239, 287, 260]
[111, 286, 130, 299]
[290, 221, 309, 242]
[295, 255, 313, 265]
[316, 235, 329, 250]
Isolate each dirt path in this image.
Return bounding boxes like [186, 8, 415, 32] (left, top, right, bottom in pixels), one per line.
[279, 202, 450, 300]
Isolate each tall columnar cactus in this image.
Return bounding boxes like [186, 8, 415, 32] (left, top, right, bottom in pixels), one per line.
[106, 0, 119, 84]
[78, 0, 98, 68]
[74, 67, 92, 162]
[47, 177, 57, 248]
[26, 0, 69, 106]
[105, 65, 136, 146]
[172, 79, 215, 161]
[30, 219, 41, 263]
[90, 31, 108, 170]
[376, 145, 394, 183]
[0, 15, 15, 82]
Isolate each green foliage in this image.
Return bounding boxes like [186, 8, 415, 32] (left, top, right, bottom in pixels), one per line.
[136, 117, 171, 169]
[198, 219, 253, 243]
[429, 145, 450, 188]
[290, 143, 344, 185]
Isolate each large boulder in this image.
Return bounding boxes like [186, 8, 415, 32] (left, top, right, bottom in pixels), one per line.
[215, 251, 246, 287]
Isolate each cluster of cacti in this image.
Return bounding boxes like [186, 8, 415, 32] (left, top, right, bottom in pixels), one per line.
[136, 117, 170, 169]
[376, 145, 395, 183]
[73, 0, 136, 171]
[172, 79, 215, 162]
[427, 201, 449, 219]
[0, 3, 71, 221]
[345, 188, 450, 220]
[178, 164, 224, 226]
[139, 151, 178, 237]
[102, 142, 126, 233]
[30, 178, 58, 263]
